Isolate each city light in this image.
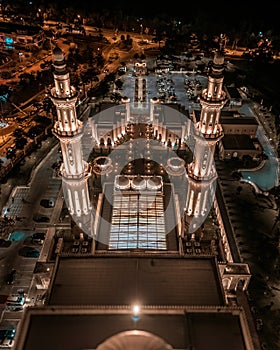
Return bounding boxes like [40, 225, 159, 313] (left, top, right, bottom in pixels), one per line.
[132, 304, 140, 315]
[131, 304, 141, 322]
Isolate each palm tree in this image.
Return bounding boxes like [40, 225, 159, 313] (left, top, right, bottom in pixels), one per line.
[110, 92, 122, 103]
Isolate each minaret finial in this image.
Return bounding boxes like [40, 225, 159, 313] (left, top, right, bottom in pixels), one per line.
[53, 45, 64, 62]
[218, 33, 226, 54]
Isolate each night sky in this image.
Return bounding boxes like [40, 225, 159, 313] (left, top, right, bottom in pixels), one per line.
[50, 0, 280, 33]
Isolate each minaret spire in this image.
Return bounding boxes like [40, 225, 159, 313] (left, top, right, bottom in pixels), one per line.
[50, 46, 92, 227]
[185, 34, 227, 235]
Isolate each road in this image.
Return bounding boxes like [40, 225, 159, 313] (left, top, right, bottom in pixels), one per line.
[0, 27, 159, 160]
[0, 137, 62, 341]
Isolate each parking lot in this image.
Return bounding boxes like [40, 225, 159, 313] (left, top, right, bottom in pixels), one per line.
[122, 63, 207, 110]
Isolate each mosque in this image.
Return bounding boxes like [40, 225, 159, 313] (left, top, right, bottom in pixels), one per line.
[15, 38, 260, 350]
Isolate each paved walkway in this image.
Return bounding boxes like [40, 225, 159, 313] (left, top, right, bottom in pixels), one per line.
[0, 137, 59, 241]
[2, 186, 30, 220]
[0, 137, 58, 211]
[216, 157, 280, 350]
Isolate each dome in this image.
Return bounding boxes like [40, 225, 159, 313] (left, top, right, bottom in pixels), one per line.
[94, 156, 112, 169]
[96, 157, 109, 166]
[53, 46, 64, 62]
[170, 158, 184, 168]
[166, 157, 186, 176]
[53, 45, 62, 55]
[167, 157, 185, 170]
[147, 176, 162, 190]
[131, 175, 146, 190]
[213, 50, 224, 65]
[97, 330, 173, 350]
[92, 156, 113, 176]
[115, 175, 130, 190]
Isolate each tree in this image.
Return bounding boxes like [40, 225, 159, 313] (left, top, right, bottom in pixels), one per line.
[15, 137, 27, 150]
[115, 79, 123, 90]
[110, 92, 122, 102]
[35, 115, 52, 126]
[6, 147, 16, 159]
[13, 128, 23, 138]
[27, 126, 43, 139]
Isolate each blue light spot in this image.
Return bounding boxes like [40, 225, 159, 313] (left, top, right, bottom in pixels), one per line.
[5, 37, 13, 45]
[132, 315, 140, 322]
[9, 231, 26, 241]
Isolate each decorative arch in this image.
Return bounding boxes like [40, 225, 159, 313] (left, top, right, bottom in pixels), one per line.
[96, 330, 173, 350]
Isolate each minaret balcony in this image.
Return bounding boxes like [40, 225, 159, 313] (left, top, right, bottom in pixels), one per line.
[187, 170, 217, 183]
[51, 87, 77, 101]
[200, 91, 227, 104]
[203, 130, 224, 140]
[51, 92, 78, 101]
[52, 127, 83, 138]
[210, 70, 224, 79]
[61, 167, 91, 180]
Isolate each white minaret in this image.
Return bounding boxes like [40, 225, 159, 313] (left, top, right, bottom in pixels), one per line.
[50, 46, 92, 228]
[185, 35, 227, 235]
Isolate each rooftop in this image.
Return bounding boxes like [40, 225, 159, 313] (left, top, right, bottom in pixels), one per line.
[221, 134, 257, 150]
[221, 116, 258, 125]
[16, 307, 249, 350]
[47, 255, 225, 306]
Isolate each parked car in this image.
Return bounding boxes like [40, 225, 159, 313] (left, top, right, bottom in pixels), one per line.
[6, 294, 25, 306]
[0, 239, 12, 248]
[40, 198, 55, 208]
[0, 337, 15, 348]
[25, 249, 40, 258]
[0, 295, 9, 305]
[0, 326, 15, 341]
[5, 294, 25, 312]
[31, 232, 46, 245]
[33, 215, 50, 223]
[6, 305, 23, 312]
[6, 269, 16, 285]
[19, 246, 40, 258]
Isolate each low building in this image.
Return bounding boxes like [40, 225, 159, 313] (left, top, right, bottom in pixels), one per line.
[15, 255, 255, 350]
[0, 21, 44, 50]
[218, 134, 263, 160]
[191, 109, 262, 160]
[220, 111, 259, 136]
